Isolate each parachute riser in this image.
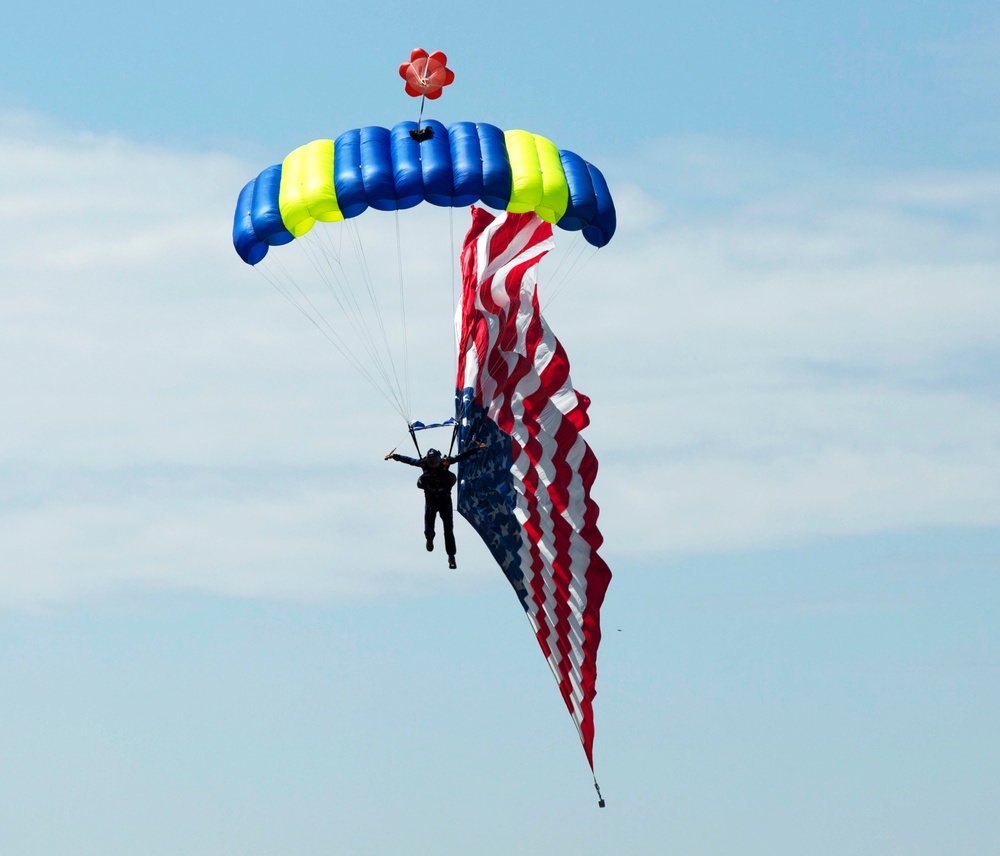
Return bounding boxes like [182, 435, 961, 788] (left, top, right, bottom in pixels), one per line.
[408, 424, 422, 456]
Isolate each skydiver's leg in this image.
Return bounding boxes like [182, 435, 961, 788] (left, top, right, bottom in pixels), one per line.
[424, 494, 436, 550]
[440, 498, 456, 558]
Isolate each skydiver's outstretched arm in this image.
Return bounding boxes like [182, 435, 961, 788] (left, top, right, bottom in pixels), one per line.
[385, 452, 422, 466]
[445, 441, 486, 465]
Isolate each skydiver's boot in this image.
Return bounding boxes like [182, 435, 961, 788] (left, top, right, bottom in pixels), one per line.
[448, 555, 457, 569]
[426, 538, 434, 552]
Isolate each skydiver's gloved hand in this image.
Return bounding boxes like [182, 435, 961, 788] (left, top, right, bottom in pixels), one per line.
[476, 441, 486, 449]
[384, 451, 395, 461]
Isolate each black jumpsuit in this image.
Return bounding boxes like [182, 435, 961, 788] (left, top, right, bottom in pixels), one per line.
[389, 447, 480, 558]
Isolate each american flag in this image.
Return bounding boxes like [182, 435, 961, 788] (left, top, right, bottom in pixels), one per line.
[454, 207, 612, 786]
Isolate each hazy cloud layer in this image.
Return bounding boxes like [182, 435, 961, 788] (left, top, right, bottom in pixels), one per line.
[2, 115, 998, 607]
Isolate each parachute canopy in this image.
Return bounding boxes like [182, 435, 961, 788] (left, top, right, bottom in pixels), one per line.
[233, 121, 616, 265]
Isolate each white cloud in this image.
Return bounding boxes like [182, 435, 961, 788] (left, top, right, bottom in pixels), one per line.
[0, 465, 490, 610]
[579, 140, 1000, 558]
[1, 114, 998, 607]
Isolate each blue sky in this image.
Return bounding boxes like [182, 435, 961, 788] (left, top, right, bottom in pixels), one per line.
[3, 0, 998, 163]
[2, 2, 999, 854]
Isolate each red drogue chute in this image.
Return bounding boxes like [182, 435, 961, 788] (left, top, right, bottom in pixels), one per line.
[399, 48, 455, 100]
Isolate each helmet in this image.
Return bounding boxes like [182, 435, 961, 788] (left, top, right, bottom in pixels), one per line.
[425, 448, 443, 462]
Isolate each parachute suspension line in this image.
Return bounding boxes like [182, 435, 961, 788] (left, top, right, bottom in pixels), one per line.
[258, 251, 377, 381]
[541, 236, 598, 312]
[343, 218, 410, 415]
[394, 210, 412, 423]
[298, 228, 407, 416]
[252, 264, 408, 421]
[339, 220, 397, 389]
[300, 232, 388, 372]
[296, 230, 391, 382]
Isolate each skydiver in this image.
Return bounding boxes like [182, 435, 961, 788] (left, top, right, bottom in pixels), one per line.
[385, 442, 486, 569]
